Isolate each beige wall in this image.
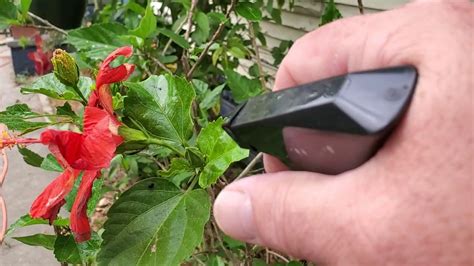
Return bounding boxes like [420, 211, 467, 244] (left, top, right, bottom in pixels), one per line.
[239, 0, 410, 85]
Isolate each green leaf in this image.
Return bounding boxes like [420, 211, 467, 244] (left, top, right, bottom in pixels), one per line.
[252, 258, 267, 266]
[54, 234, 82, 264]
[67, 23, 130, 60]
[124, 75, 195, 146]
[13, 234, 56, 250]
[236, 2, 263, 21]
[207, 255, 226, 266]
[222, 234, 245, 250]
[19, 0, 32, 20]
[0, 116, 48, 134]
[97, 178, 211, 266]
[224, 69, 263, 103]
[0, 0, 18, 30]
[77, 232, 103, 264]
[192, 11, 210, 44]
[130, 4, 157, 39]
[40, 154, 63, 172]
[65, 174, 104, 216]
[229, 46, 247, 59]
[21, 73, 93, 102]
[56, 102, 77, 117]
[197, 118, 249, 188]
[157, 28, 190, 49]
[271, 8, 282, 24]
[159, 158, 194, 187]
[6, 214, 69, 236]
[0, 103, 36, 116]
[18, 147, 44, 167]
[200, 84, 225, 111]
[0, 103, 50, 133]
[319, 0, 343, 26]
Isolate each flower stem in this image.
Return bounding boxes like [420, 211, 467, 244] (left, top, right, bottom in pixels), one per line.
[72, 84, 88, 105]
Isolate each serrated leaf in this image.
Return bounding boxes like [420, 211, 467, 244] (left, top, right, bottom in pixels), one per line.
[21, 73, 93, 102]
[0, 103, 36, 116]
[200, 84, 225, 111]
[0, 103, 50, 133]
[77, 232, 103, 264]
[97, 178, 210, 266]
[18, 147, 44, 167]
[159, 157, 194, 187]
[197, 118, 249, 188]
[319, 0, 343, 26]
[40, 154, 63, 172]
[65, 174, 104, 216]
[157, 28, 190, 49]
[56, 102, 77, 117]
[236, 2, 262, 21]
[54, 234, 82, 264]
[130, 4, 157, 39]
[124, 75, 195, 146]
[13, 234, 56, 250]
[67, 23, 130, 60]
[192, 11, 210, 44]
[6, 214, 69, 236]
[224, 69, 263, 103]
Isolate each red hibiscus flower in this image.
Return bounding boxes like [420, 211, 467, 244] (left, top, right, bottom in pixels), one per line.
[88, 46, 135, 116]
[0, 46, 135, 242]
[27, 35, 53, 75]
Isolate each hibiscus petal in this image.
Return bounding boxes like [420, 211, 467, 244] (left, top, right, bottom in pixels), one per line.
[30, 168, 80, 223]
[97, 84, 114, 117]
[94, 47, 134, 92]
[70, 170, 98, 242]
[40, 130, 83, 168]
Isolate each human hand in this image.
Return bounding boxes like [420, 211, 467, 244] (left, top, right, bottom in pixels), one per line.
[214, 1, 473, 265]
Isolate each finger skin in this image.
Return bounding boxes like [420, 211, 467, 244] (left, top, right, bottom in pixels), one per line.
[215, 1, 473, 265]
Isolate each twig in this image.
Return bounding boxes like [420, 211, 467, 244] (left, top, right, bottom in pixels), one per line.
[137, 51, 172, 75]
[248, 21, 268, 91]
[267, 249, 290, 263]
[161, 18, 187, 56]
[149, 56, 173, 74]
[28, 12, 68, 35]
[235, 152, 263, 181]
[185, 0, 237, 79]
[181, 0, 199, 74]
[357, 0, 364, 14]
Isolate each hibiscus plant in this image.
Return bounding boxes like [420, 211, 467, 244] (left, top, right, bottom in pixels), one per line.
[0, 0, 344, 265]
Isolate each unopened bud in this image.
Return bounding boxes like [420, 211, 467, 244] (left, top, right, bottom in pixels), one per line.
[51, 49, 79, 87]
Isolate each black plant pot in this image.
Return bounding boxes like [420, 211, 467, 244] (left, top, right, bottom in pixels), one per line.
[30, 0, 87, 30]
[7, 41, 36, 76]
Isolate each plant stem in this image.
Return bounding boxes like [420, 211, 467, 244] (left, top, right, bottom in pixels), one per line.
[357, 0, 365, 14]
[235, 152, 263, 181]
[181, 0, 199, 74]
[185, 0, 237, 79]
[162, 17, 188, 56]
[72, 85, 88, 105]
[186, 176, 198, 192]
[248, 21, 268, 91]
[147, 138, 185, 157]
[28, 12, 68, 35]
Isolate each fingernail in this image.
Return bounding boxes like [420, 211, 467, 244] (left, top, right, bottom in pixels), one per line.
[214, 190, 257, 242]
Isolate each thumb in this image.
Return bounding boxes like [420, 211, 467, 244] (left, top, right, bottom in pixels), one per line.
[214, 171, 367, 264]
